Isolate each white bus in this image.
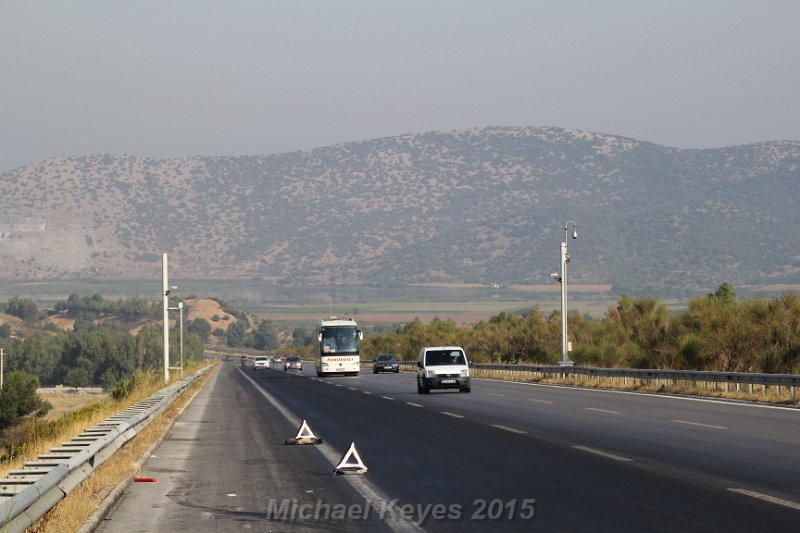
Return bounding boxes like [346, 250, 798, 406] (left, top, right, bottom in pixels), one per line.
[315, 317, 363, 376]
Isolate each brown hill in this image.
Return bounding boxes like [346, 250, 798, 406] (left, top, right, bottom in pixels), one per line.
[1, 127, 798, 295]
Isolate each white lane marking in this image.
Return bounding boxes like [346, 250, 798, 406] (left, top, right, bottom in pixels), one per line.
[441, 411, 465, 418]
[672, 419, 727, 430]
[382, 396, 395, 401]
[334, 384, 343, 387]
[362, 391, 372, 395]
[528, 398, 554, 404]
[573, 445, 633, 462]
[585, 407, 620, 415]
[491, 424, 527, 434]
[728, 488, 800, 510]
[406, 402, 424, 407]
[487, 393, 505, 397]
[237, 367, 423, 532]
[348, 387, 357, 391]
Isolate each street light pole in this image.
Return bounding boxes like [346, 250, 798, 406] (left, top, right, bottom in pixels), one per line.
[169, 301, 184, 378]
[178, 302, 184, 378]
[162, 253, 170, 383]
[560, 221, 577, 366]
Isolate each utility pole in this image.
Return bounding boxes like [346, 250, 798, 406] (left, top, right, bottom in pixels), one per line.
[0, 348, 4, 390]
[163, 253, 170, 383]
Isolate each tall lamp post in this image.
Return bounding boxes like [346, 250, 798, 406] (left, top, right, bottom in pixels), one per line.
[552, 221, 577, 366]
[169, 301, 184, 378]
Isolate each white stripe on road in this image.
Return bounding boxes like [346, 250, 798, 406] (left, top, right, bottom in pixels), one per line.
[382, 396, 395, 401]
[237, 367, 423, 532]
[348, 387, 357, 391]
[585, 407, 620, 415]
[487, 393, 505, 397]
[573, 445, 632, 462]
[406, 402, 424, 407]
[728, 488, 800, 510]
[441, 411, 465, 418]
[528, 398, 553, 404]
[491, 424, 527, 434]
[672, 419, 727, 430]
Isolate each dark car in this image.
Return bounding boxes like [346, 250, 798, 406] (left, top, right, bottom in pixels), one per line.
[284, 356, 303, 371]
[373, 354, 400, 374]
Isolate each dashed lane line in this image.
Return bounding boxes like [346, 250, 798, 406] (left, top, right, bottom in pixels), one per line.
[441, 411, 465, 419]
[672, 419, 727, 430]
[728, 488, 800, 511]
[406, 402, 424, 407]
[490, 424, 527, 435]
[573, 445, 633, 462]
[585, 407, 620, 415]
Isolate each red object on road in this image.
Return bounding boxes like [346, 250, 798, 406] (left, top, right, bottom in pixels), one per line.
[134, 477, 157, 482]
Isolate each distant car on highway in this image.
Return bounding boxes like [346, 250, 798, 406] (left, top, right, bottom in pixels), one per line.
[373, 354, 400, 374]
[253, 356, 269, 371]
[284, 356, 303, 371]
[240, 356, 248, 366]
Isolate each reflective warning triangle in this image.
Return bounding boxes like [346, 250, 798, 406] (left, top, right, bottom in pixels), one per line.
[285, 419, 322, 445]
[334, 442, 368, 475]
[295, 420, 317, 440]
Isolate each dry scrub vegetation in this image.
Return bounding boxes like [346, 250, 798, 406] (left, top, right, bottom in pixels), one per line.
[2, 363, 217, 532]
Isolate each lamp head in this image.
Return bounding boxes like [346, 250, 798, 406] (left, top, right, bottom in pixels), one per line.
[572, 227, 578, 239]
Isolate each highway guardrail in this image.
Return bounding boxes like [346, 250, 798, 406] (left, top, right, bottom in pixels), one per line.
[395, 361, 799, 399]
[0, 366, 212, 532]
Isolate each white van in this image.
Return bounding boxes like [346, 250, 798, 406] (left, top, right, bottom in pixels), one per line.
[417, 346, 471, 393]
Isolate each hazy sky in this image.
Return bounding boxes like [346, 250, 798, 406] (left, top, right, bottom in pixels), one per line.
[2, 0, 797, 173]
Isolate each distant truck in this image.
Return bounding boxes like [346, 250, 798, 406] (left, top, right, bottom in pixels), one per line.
[315, 317, 362, 377]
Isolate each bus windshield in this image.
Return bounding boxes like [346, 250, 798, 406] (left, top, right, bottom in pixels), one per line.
[320, 326, 359, 354]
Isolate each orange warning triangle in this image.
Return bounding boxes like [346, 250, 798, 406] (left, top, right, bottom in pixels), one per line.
[334, 442, 368, 475]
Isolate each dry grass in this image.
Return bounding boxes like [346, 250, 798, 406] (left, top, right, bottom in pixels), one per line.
[38, 392, 110, 421]
[471, 368, 800, 405]
[0, 373, 172, 478]
[27, 362, 218, 533]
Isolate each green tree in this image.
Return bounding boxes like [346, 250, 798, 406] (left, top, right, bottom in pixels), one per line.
[186, 318, 212, 343]
[0, 371, 51, 430]
[253, 320, 278, 350]
[227, 320, 248, 347]
[64, 367, 90, 388]
[4, 296, 39, 323]
[711, 282, 736, 304]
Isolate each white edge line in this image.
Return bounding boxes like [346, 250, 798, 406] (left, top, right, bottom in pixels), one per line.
[236, 367, 423, 532]
[573, 445, 633, 462]
[729, 488, 800, 511]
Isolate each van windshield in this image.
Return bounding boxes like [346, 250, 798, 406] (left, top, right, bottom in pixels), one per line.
[425, 350, 465, 366]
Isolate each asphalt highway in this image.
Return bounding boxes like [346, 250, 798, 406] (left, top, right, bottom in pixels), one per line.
[96, 360, 800, 532]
